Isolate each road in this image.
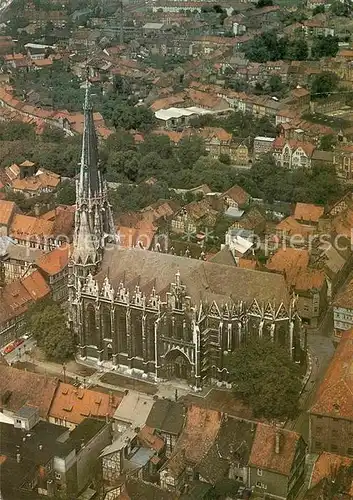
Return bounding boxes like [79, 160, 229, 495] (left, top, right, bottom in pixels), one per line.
[4, 337, 37, 364]
[286, 332, 335, 441]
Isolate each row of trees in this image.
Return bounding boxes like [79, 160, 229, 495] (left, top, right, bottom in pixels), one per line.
[0, 118, 343, 212]
[245, 31, 339, 63]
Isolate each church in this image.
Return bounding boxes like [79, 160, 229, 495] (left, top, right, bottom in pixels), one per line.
[68, 87, 305, 390]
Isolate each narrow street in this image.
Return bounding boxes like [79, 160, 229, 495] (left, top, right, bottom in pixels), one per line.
[287, 332, 335, 441]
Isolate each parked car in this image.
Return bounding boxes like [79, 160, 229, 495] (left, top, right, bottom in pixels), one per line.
[3, 338, 24, 354]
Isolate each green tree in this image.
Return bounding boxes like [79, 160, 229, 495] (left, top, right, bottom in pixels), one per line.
[330, 0, 350, 16]
[219, 153, 231, 164]
[313, 4, 325, 15]
[319, 133, 336, 151]
[311, 35, 339, 59]
[177, 136, 206, 168]
[24, 299, 75, 362]
[285, 37, 308, 61]
[56, 180, 76, 205]
[311, 71, 339, 98]
[110, 102, 155, 131]
[267, 75, 284, 93]
[104, 130, 135, 152]
[41, 125, 66, 143]
[0, 121, 36, 141]
[139, 133, 173, 159]
[256, 0, 273, 7]
[245, 31, 286, 62]
[226, 339, 301, 420]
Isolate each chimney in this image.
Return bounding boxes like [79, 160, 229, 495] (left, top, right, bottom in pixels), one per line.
[275, 431, 281, 454]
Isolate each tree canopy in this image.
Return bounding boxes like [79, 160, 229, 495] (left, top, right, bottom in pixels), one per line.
[244, 32, 309, 63]
[311, 71, 339, 99]
[24, 299, 75, 362]
[311, 35, 339, 59]
[226, 338, 302, 420]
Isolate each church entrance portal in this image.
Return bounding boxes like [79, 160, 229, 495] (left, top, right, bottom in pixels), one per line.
[163, 349, 192, 382]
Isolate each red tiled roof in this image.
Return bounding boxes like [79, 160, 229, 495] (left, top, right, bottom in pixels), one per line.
[0, 200, 16, 226]
[238, 258, 257, 270]
[266, 248, 325, 291]
[311, 329, 353, 420]
[166, 405, 221, 476]
[10, 214, 54, 241]
[310, 452, 353, 494]
[21, 270, 51, 301]
[0, 364, 58, 418]
[276, 216, 315, 238]
[249, 424, 301, 476]
[36, 244, 70, 276]
[294, 202, 324, 223]
[138, 425, 165, 453]
[49, 382, 122, 426]
[222, 184, 250, 206]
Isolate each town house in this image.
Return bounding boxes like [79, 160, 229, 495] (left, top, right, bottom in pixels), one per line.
[248, 424, 307, 500]
[309, 328, 353, 458]
[266, 248, 327, 328]
[333, 277, 353, 341]
[273, 138, 316, 169]
[145, 399, 185, 458]
[36, 245, 70, 302]
[0, 270, 50, 347]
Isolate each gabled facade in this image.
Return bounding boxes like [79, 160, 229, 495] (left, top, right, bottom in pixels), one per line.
[273, 139, 316, 169]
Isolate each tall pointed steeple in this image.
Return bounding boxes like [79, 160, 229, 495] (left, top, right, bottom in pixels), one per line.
[71, 80, 115, 280]
[78, 84, 101, 203]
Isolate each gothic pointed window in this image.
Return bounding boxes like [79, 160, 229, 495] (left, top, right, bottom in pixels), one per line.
[85, 303, 96, 346]
[132, 312, 143, 358]
[102, 305, 111, 339]
[116, 307, 127, 353]
[174, 316, 183, 340]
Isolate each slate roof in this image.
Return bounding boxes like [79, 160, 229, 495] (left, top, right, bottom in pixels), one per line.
[146, 399, 185, 436]
[197, 417, 256, 485]
[310, 328, 353, 420]
[98, 248, 291, 307]
[209, 247, 236, 267]
[121, 477, 178, 499]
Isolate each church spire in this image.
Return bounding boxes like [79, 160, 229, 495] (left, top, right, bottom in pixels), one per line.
[71, 79, 116, 279]
[78, 82, 102, 203]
